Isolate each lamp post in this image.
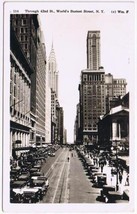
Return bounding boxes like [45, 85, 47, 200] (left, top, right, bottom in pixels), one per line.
[115, 140, 119, 191]
[111, 139, 119, 191]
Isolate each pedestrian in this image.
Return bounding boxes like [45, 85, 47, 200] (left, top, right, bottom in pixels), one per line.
[125, 174, 129, 186]
[101, 164, 104, 173]
[71, 153, 73, 157]
[45, 178, 49, 188]
[67, 157, 70, 162]
[119, 173, 123, 184]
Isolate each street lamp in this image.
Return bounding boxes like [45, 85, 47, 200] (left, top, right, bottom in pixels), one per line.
[111, 139, 119, 191]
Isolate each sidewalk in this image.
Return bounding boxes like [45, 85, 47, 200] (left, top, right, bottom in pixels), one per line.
[87, 155, 130, 198]
[80, 151, 130, 199]
[102, 164, 129, 193]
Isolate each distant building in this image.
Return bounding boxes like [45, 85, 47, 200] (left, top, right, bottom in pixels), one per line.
[79, 68, 106, 145]
[63, 129, 67, 144]
[48, 43, 59, 98]
[51, 90, 57, 144]
[105, 73, 127, 113]
[87, 31, 101, 70]
[113, 78, 127, 97]
[56, 106, 64, 144]
[74, 103, 82, 144]
[75, 30, 127, 147]
[48, 44, 63, 144]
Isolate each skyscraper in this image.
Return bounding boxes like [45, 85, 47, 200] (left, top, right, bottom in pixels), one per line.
[76, 30, 105, 145]
[48, 43, 58, 97]
[76, 30, 127, 146]
[10, 14, 47, 146]
[79, 68, 106, 145]
[87, 31, 101, 70]
[48, 44, 59, 144]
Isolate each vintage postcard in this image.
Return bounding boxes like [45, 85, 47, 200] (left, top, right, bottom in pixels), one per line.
[1, 0, 136, 213]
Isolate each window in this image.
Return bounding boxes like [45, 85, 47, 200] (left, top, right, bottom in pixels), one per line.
[20, 28, 24, 33]
[20, 35, 23, 41]
[24, 43, 28, 49]
[14, 86, 16, 97]
[22, 19, 27, 25]
[14, 73, 16, 83]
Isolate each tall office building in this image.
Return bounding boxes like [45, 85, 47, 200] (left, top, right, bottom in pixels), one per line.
[10, 14, 46, 146]
[79, 68, 106, 144]
[10, 14, 38, 153]
[48, 43, 58, 97]
[79, 30, 105, 144]
[35, 29, 46, 143]
[48, 44, 59, 144]
[45, 65, 51, 144]
[87, 31, 101, 70]
[76, 30, 127, 145]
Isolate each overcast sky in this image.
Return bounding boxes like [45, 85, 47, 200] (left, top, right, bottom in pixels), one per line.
[38, 2, 134, 142]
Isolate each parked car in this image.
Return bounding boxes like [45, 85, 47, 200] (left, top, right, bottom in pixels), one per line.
[30, 179, 48, 196]
[22, 188, 41, 203]
[50, 153, 55, 157]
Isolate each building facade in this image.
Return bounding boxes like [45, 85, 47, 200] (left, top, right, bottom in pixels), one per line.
[10, 14, 47, 152]
[10, 15, 37, 154]
[74, 103, 82, 144]
[98, 93, 129, 151]
[56, 106, 64, 144]
[105, 73, 127, 113]
[48, 44, 61, 144]
[75, 30, 128, 146]
[87, 31, 101, 70]
[35, 29, 46, 143]
[48, 44, 59, 98]
[79, 68, 106, 145]
[45, 65, 51, 144]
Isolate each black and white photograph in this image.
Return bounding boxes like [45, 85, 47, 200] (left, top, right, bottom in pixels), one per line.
[1, 0, 136, 213]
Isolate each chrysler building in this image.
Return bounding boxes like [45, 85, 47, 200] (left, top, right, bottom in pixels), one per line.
[48, 43, 58, 97]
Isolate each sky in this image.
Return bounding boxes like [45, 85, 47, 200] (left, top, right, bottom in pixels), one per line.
[4, 1, 135, 143]
[38, 2, 134, 143]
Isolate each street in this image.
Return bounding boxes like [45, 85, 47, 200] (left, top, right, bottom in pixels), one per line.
[10, 146, 129, 204]
[40, 147, 102, 203]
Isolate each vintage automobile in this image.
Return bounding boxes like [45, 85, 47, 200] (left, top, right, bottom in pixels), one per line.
[90, 172, 106, 183]
[10, 168, 21, 180]
[30, 171, 43, 178]
[50, 152, 55, 157]
[96, 185, 116, 202]
[30, 168, 40, 174]
[10, 180, 27, 189]
[11, 188, 24, 203]
[11, 187, 41, 203]
[10, 181, 27, 203]
[18, 173, 30, 181]
[30, 179, 48, 196]
[22, 188, 41, 203]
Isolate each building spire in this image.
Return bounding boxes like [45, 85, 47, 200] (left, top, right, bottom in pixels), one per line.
[51, 40, 54, 50]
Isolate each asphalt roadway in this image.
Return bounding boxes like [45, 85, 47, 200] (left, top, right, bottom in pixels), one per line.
[40, 147, 102, 203]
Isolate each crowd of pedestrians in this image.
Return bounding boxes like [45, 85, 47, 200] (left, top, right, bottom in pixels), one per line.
[79, 147, 129, 189]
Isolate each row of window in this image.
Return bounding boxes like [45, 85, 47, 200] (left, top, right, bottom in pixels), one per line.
[13, 19, 27, 26]
[113, 84, 126, 88]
